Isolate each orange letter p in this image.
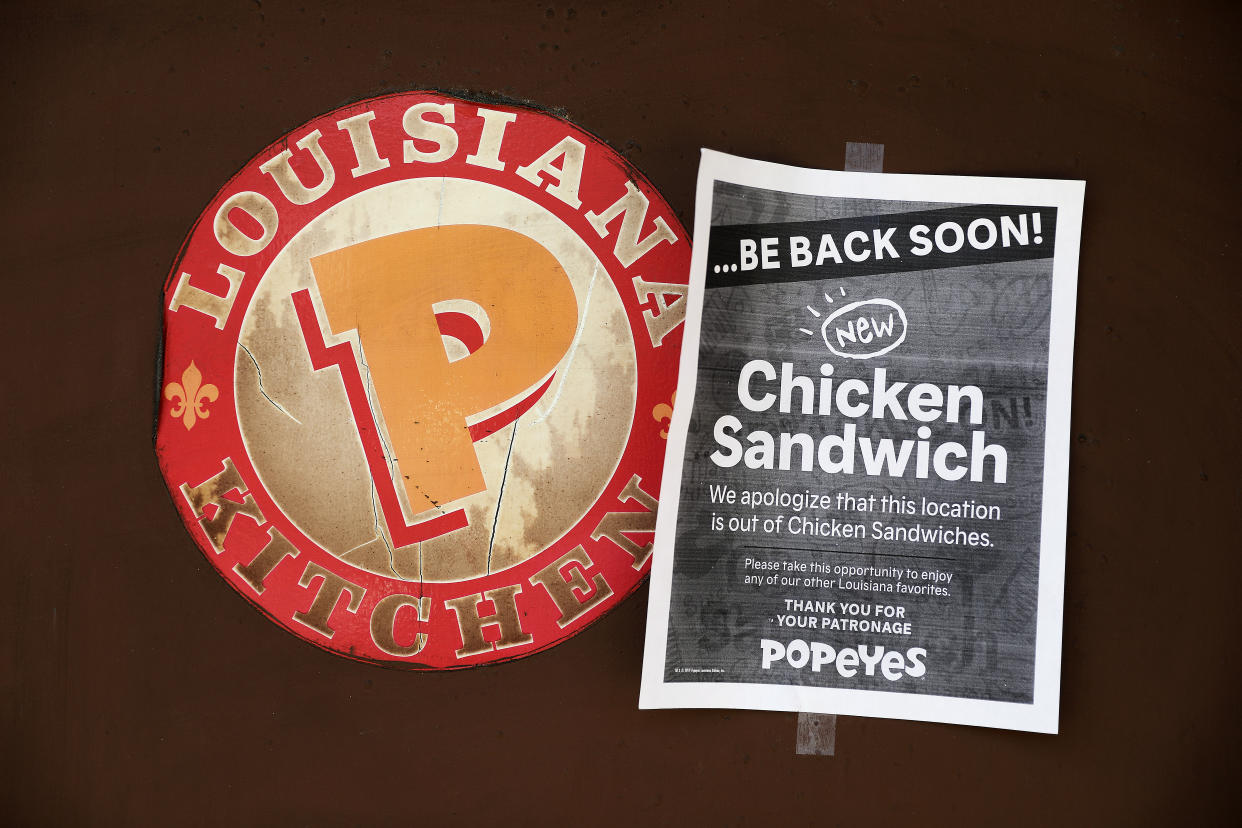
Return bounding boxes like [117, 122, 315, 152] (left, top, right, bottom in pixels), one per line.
[308, 225, 579, 513]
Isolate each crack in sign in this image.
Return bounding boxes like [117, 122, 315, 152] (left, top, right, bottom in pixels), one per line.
[238, 343, 302, 425]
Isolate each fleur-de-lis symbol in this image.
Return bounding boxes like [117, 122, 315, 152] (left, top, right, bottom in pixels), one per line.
[164, 361, 219, 431]
[652, 391, 677, 439]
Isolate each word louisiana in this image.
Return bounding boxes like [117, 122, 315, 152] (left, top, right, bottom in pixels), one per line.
[710, 360, 1009, 483]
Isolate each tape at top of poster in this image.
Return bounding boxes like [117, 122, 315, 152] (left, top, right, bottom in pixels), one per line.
[640, 149, 1083, 734]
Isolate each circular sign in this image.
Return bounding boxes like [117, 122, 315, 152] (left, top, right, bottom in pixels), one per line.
[156, 92, 689, 668]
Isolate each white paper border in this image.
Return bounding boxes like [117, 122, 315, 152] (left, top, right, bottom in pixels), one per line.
[639, 149, 1084, 734]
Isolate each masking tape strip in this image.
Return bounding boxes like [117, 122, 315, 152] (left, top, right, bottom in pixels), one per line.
[793, 140, 884, 758]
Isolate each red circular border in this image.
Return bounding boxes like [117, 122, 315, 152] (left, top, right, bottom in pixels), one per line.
[156, 91, 689, 669]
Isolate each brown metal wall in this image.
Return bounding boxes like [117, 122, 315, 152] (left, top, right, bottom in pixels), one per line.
[4, 1, 1238, 824]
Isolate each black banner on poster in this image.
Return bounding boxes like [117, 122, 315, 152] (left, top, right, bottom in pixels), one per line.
[705, 203, 1057, 288]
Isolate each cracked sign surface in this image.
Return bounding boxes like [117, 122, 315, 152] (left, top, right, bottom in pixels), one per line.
[156, 91, 690, 668]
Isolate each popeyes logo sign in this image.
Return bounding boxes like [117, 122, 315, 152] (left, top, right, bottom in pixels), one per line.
[157, 92, 689, 667]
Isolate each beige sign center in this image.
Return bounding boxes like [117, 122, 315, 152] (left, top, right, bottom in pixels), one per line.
[236, 177, 636, 583]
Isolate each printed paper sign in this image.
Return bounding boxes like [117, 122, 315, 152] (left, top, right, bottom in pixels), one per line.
[640, 150, 1083, 732]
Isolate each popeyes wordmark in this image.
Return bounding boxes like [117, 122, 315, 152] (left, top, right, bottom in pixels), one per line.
[156, 91, 690, 668]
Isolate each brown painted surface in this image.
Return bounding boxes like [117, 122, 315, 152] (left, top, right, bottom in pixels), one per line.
[4, 1, 1238, 824]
